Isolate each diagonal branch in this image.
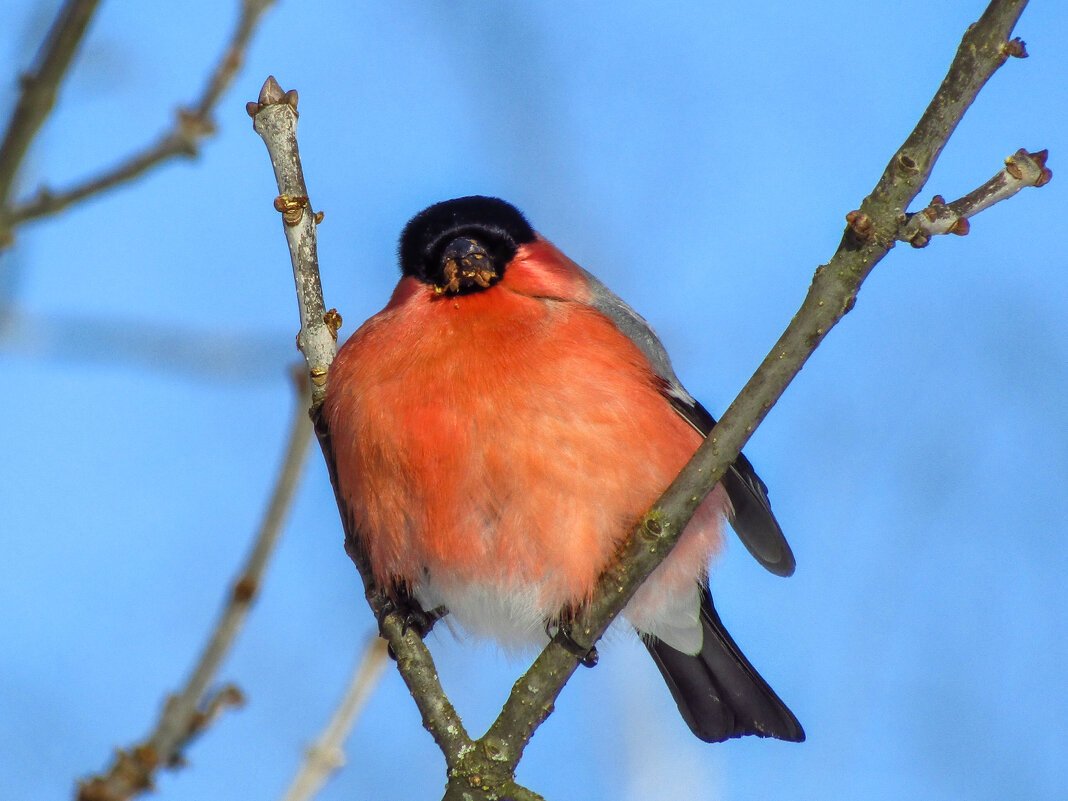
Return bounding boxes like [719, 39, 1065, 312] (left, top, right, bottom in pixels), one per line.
[456, 0, 1046, 794]
[252, 1, 1049, 798]
[0, 0, 101, 206]
[76, 371, 313, 801]
[1, 0, 275, 245]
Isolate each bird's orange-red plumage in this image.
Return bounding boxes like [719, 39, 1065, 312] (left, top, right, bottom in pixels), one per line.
[324, 237, 726, 646]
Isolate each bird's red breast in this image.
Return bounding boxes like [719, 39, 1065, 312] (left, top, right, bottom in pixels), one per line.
[323, 236, 726, 647]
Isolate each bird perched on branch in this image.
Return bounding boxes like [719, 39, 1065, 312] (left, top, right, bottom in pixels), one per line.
[321, 195, 803, 743]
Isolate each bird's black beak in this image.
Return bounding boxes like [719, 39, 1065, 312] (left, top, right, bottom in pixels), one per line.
[435, 236, 499, 295]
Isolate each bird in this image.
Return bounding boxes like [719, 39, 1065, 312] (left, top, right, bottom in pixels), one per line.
[320, 195, 804, 743]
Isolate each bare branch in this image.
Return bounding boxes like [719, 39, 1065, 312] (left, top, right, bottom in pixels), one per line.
[901, 148, 1051, 247]
[1, 0, 275, 241]
[247, 80, 468, 778]
[77, 372, 313, 801]
[374, 608, 474, 758]
[249, 73, 479, 769]
[278, 636, 389, 801]
[248, 76, 336, 407]
[457, 0, 1048, 793]
[0, 0, 101, 208]
[857, 8, 1032, 234]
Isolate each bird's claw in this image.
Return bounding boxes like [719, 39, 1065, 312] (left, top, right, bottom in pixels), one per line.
[378, 594, 446, 661]
[548, 622, 599, 668]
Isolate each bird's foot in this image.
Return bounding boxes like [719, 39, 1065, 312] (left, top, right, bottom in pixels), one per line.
[547, 622, 599, 668]
[377, 592, 446, 660]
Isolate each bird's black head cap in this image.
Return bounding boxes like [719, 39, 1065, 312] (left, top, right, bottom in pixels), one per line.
[399, 196, 536, 295]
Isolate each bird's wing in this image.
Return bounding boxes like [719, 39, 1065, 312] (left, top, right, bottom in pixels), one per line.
[667, 395, 796, 576]
[578, 267, 795, 577]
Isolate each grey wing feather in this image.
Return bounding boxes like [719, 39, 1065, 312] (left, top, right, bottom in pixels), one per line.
[579, 267, 796, 577]
[578, 267, 698, 408]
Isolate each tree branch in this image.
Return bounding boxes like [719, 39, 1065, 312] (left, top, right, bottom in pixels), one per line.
[0, 0, 101, 207]
[0, 0, 275, 245]
[250, 72, 478, 773]
[449, 0, 1047, 795]
[279, 635, 390, 801]
[248, 76, 335, 408]
[77, 371, 313, 801]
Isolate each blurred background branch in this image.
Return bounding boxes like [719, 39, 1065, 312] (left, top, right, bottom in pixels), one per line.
[0, 0, 274, 246]
[78, 371, 313, 801]
[0, 0, 100, 214]
[278, 636, 389, 801]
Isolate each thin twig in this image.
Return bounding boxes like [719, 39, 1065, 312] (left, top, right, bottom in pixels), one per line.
[1, 0, 275, 242]
[901, 148, 1051, 246]
[248, 76, 336, 407]
[279, 636, 390, 801]
[77, 372, 313, 801]
[0, 0, 101, 208]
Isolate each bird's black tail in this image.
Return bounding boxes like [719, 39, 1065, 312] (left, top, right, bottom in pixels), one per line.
[643, 584, 804, 743]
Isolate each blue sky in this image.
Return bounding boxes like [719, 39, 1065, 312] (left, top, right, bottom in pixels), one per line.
[2, 2, 1066, 800]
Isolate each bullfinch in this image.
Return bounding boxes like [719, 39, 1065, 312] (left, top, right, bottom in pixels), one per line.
[321, 196, 804, 743]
